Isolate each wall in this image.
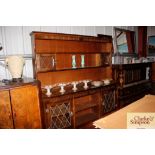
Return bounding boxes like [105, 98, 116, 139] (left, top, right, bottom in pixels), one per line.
[147, 26, 155, 36]
[0, 26, 136, 80]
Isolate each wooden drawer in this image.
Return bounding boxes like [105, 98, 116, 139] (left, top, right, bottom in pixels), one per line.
[89, 88, 100, 95]
[43, 94, 72, 104]
[74, 94, 99, 113]
[74, 90, 89, 98]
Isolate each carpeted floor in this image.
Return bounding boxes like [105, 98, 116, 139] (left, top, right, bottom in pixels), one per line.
[93, 94, 155, 129]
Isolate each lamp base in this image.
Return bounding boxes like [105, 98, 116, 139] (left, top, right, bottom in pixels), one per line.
[12, 78, 23, 82]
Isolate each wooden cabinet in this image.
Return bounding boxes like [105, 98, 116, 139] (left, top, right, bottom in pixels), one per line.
[41, 83, 116, 129]
[112, 63, 152, 108]
[0, 79, 43, 129]
[31, 32, 114, 128]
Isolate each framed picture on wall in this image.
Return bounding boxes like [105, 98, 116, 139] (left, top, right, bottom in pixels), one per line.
[148, 36, 155, 54]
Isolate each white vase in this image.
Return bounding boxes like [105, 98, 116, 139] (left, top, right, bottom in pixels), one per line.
[5, 55, 25, 80]
[44, 85, 52, 97]
[81, 55, 85, 68]
[72, 55, 76, 68]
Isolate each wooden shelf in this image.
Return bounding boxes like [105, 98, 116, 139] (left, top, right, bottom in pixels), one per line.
[113, 63, 152, 107]
[36, 64, 110, 73]
[35, 52, 111, 73]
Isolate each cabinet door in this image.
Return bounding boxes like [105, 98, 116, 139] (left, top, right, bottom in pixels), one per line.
[102, 88, 116, 115]
[0, 90, 14, 128]
[10, 85, 42, 129]
[44, 98, 72, 129]
[36, 54, 55, 72]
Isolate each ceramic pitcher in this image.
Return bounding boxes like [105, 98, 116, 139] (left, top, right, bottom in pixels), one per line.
[5, 55, 25, 79]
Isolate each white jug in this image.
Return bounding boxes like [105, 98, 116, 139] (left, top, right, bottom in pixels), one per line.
[5, 55, 25, 80]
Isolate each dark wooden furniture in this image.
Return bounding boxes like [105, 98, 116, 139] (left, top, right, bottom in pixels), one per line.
[41, 82, 116, 129]
[0, 79, 43, 129]
[151, 62, 155, 94]
[112, 62, 152, 108]
[31, 32, 116, 128]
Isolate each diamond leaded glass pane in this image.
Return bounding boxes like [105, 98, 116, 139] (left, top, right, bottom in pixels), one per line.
[103, 90, 115, 113]
[49, 102, 71, 129]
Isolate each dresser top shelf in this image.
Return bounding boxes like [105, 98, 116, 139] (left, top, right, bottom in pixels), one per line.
[31, 31, 112, 43]
[42, 81, 116, 99]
